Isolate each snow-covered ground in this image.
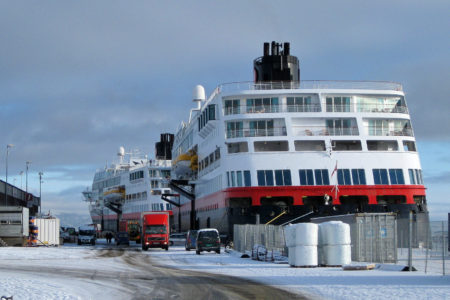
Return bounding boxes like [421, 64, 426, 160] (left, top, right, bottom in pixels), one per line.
[0, 241, 449, 300]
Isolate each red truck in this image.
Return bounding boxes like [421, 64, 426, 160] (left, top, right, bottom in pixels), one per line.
[141, 211, 170, 251]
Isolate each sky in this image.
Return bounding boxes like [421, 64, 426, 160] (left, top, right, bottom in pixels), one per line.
[0, 1, 449, 222]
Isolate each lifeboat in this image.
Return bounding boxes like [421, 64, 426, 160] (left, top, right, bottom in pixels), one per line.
[173, 150, 198, 179]
[103, 186, 125, 204]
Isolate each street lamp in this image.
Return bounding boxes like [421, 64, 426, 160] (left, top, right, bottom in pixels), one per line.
[39, 172, 43, 215]
[19, 171, 23, 190]
[5, 144, 14, 206]
[25, 161, 31, 195]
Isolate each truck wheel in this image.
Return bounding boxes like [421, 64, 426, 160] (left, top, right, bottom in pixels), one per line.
[196, 250, 201, 255]
[216, 248, 220, 254]
[142, 246, 148, 251]
[165, 246, 169, 251]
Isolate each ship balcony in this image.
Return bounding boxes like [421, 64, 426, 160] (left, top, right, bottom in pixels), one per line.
[226, 127, 287, 139]
[292, 126, 359, 136]
[223, 103, 408, 116]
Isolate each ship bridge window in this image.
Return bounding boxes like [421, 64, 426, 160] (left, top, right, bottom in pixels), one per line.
[326, 96, 351, 112]
[294, 140, 326, 151]
[227, 142, 248, 154]
[367, 140, 398, 151]
[403, 141, 416, 152]
[275, 170, 292, 186]
[227, 170, 251, 187]
[332, 140, 362, 151]
[337, 168, 367, 185]
[254, 141, 289, 152]
[130, 170, 144, 181]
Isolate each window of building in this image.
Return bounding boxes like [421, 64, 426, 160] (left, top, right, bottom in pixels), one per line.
[226, 121, 243, 138]
[332, 140, 362, 151]
[373, 169, 389, 185]
[244, 171, 251, 186]
[208, 104, 216, 121]
[287, 96, 317, 112]
[367, 140, 399, 151]
[247, 97, 279, 113]
[294, 140, 326, 151]
[299, 169, 314, 185]
[337, 169, 352, 185]
[231, 171, 236, 187]
[389, 169, 405, 184]
[274, 169, 292, 186]
[227, 142, 248, 154]
[326, 96, 351, 112]
[224, 99, 240, 115]
[315, 169, 330, 185]
[257, 170, 274, 186]
[326, 119, 358, 136]
[409, 169, 423, 185]
[351, 169, 366, 185]
[249, 120, 275, 137]
[254, 141, 289, 152]
[403, 141, 416, 151]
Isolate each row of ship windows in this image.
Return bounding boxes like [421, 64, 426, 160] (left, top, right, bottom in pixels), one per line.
[198, 148, 221, 172]
[226, 168, 424, 187]
[223, 95, 406, 115]
[130, 169, 171, 182]
[227, 140, 416, 153]
[125, 203, 172, 213]
[125, 189, 171, 201]
[92, 176, 121, 191]
[180, 204, 219, 216]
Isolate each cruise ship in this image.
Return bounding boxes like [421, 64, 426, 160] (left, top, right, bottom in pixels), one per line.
[170, 42, 428, 237]
[83, 134, 175, 233]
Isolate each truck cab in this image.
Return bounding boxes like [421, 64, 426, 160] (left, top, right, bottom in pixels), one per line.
[78, 225, 96, 245]
[141, 212, 170, 251]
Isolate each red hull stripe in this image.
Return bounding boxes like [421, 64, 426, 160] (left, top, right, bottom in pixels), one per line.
[92, 185, 425, 220]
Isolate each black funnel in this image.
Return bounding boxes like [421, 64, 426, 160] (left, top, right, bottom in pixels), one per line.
[254, 42, 300, 83]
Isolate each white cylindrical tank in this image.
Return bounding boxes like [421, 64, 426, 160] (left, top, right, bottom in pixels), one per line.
[318, 221, 351, 266]
[193, 85, 206, 109]
[285, 223, 319, 267]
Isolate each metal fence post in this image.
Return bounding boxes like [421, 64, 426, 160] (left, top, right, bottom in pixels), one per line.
[442, 221, 446, 276]
[408, 210, 413, 271]
[425, 220, 429, 274]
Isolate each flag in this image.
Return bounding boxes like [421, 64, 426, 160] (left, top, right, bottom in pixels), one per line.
[331, 161, 338, 178]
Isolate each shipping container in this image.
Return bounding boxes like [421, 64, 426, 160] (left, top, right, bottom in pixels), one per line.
[311, 213, 397, 263]
[0, 206, 29, 246]
[35, 218, 60, 246]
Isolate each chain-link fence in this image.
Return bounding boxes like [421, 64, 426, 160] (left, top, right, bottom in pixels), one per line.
[233, 224, 286, 255]
[397, 220, 448, 275]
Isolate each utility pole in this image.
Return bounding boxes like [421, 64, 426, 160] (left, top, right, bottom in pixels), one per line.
[5, 144, 14, 206]
[39, 172, 43, 215]
[25, 161, 31, 204]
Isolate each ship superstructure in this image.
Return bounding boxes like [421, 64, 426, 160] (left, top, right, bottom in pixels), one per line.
[171, 42, 428, 237]
[83, 134, 175, 232]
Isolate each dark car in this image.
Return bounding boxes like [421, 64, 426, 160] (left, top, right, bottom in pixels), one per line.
[169, 232, 187, 246]
[116, 232, 130, 246]
[185, 230, 198, 251]
[196, 229, 220, 255]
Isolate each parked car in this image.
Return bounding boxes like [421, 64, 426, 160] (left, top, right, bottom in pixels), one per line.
[169, 232, 187, 246]
[196, 229, 220, 255]
[116, 232, 130, 246]
[185, 230, 198, 251]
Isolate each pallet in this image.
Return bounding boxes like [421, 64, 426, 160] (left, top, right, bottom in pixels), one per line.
[342, 264, 376, 271]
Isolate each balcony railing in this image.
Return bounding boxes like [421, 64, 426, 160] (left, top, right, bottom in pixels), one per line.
[223, 104, 408, 115]
[219, 80, 403, 94]
[292, 126, 359, 136]
[226, 127, 287, 138]
[366, 127, 413, 137]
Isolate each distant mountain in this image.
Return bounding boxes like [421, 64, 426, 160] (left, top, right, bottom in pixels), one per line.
[54, 212, 92, 228]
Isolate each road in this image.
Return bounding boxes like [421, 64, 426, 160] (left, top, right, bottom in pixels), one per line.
[1, 245, 309, 300]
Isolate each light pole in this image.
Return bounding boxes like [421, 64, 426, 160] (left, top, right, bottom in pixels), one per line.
[25, 161, 31, 196]
[39, 172, 43, 215]
[5, 144, 14, 206]
[19, 171, 23, 190]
